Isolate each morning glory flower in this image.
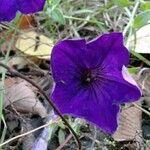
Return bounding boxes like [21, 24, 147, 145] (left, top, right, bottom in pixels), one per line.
[51, 32, 141, 134]
[0, 0, 45, 22]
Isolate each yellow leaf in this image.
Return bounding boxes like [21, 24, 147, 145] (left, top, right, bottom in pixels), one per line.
[15, 31, 54, 59]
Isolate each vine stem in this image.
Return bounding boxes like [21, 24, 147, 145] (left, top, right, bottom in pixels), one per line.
[0, 62, 81, 150]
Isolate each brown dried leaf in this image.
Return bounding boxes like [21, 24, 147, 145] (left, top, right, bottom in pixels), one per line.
[4, 78, 47, 118]
[113, 104, 142, 141]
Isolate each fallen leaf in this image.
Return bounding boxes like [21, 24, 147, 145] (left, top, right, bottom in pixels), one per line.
[4, 78, 47, 118]
[17, 15, 36, 29]
[15, 31, 54, 60]
[129, 24, 150, 53]
[113, 103, 142, 141]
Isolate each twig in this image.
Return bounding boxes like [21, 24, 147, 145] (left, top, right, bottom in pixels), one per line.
[56, 134, 73, 150]
[133, 102, 150, 116]
[0, 62, 81, 150]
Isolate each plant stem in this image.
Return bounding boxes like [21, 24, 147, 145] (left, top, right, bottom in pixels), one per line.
[123, 0, 140, 36]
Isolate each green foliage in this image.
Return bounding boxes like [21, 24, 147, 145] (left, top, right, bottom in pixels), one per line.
[47, 8, 65, 24]
[47, 0, 60, 6]
[128, 67, 139, 74]
[133, 10, 150, 29]
[48, 124, 58, 141]
[113, 0, 131, 7]
[140, 1, 150, 11]
[45, 0, 65, 24]
[58, 129, 65, 144]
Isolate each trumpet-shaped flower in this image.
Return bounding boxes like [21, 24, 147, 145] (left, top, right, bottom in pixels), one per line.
[51, 32, 141, 133]
[0, 0, 45, 22]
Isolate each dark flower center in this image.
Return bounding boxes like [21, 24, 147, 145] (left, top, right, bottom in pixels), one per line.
[81, 69, 96, 85]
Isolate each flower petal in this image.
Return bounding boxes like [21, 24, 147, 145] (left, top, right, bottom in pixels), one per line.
[86, 32, 129, 70]
[0, 0, 17, 21]
[52, 81, 120, 134]
[18, 0, 45, 14]
[102, 66, 141, 103]
[51, 39, 87, 83]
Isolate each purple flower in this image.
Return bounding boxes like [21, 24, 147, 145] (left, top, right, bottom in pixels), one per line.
[51, 32, 141, 134]
[0, 0, 45, 22]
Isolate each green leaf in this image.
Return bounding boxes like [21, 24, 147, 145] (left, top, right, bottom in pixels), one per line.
[130, 50, 150, 66]
[52, 0, 60, 6]
[58, 129, 65, 144]
[46, 7, 65, 24]
[51, 8, 65, 24]
[91, 17, 108, 32]
[128, 67, 139, 74]
[141, 2, 150, 11]
[47, 0, 60, 6]
[48, 125, 58, 140]
[133, 10, 150, 29]
[113, 0, 131, 7]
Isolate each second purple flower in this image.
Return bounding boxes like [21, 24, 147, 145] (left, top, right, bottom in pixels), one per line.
[0, 0, 45, 22]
